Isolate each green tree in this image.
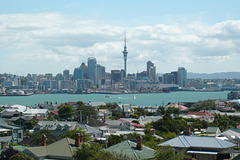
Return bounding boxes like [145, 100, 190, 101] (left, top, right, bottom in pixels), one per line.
[9, 152, 33, 160]
[62, 128, 91, 142]
[107, 135, 126, 147]
[58, 105, 73, 120]
[30, 130, 52, 146]
[157, 106, 165, 115]
[73, 143, 102, 160]
[24, 118, 38, 129]
[0, 146, 19, 160]
[155, 145, 184, 160]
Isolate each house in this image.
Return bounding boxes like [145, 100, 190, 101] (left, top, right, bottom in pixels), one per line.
[36, 102, 60, 110]
[34, 121, 81, 136]
[165, 103, 189, 113]
[19, 134, 62, 146]
[79, 124, 102, 139]
[0, 118, 23, 143]
[23, 133, 83, 160]
[188, 111, 214, 122]
[216, 128, 240, 147]
[104, 118, 129, 133]
[158, 135, 236, 160]
[0, 110, 22, 119]
[138, 116, 162, 125]
[205, 127, 221, 135]
[114, 104, 134, 117]
[23, 108, 49, 118]
[87, 102, 106, 109]
[48, 110, 58, 118]
[105, 136, 156, 160]
[98, 109, 112, 119]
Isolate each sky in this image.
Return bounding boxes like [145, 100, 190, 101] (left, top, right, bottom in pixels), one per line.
[1, 0, 240, 75]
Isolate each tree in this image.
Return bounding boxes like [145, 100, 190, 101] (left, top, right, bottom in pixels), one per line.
[0, 146, 19, 160]
[58, 105, 73, 120]
[30, 130, 52, 146]
[155, 145, 184, 160]
[62, 127, 91, 142]
[9, 152, 33, 160]
[73, 143, 102, 160]
[157, 106, 165, 115]
[77, 105, 97, 121]
[107, 135, 126, 147]
[24, 118, 38, 129]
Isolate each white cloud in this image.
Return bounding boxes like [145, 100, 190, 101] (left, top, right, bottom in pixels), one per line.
[0, 12, 240, 74]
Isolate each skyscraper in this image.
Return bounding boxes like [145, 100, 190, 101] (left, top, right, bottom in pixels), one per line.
[147, 61, 156, 80]
[177, 67, 187, 87]
[88, 57, 97, 85]
[122, 33, 128, 78]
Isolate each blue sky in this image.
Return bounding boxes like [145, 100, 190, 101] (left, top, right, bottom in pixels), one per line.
[1, 0, 240, 75]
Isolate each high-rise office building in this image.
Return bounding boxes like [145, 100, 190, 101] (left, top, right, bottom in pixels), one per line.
[111, 70, 121, 83]
[80, 62, 88, 79]
[63, 70, 70, 80]
[122, 33, 128, 78]
[177, 67, 187, 87]
[162, 73, 175, 84]
[96, 64, 105, 88]
[88, 57, 97, 85]
[73, 67, 82, 80]
[147, 61, 156, 80]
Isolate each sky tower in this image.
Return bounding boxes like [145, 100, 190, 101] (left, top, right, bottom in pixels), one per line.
[122, 33, 128, 77]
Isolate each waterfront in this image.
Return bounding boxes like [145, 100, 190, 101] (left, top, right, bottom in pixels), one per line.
[0, 91, 229, 107]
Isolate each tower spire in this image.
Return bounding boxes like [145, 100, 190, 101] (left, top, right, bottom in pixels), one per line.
[122, 32, 128, 78]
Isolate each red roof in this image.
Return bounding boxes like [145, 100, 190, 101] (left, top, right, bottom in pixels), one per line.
[50, 110, 58, 115]
[188, 111, 214, 117]
[36, 117, 46, 120]
[118, 119, 144, 128]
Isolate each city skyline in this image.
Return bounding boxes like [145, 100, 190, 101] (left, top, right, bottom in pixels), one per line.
[1, 1, 240, 75]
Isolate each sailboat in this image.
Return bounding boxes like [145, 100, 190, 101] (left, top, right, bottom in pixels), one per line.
[133, 95, 136, 100]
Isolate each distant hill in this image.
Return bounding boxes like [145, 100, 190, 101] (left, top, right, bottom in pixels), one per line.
[188, 72, 240, 79]
[158, 72, 240, 79]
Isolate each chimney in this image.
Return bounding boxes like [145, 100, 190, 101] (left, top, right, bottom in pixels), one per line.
[42, 134, 47, 146]
[183, 128, 191, 136]
[80, 133, 83, 143]
[1, 141, 6, 149]
[136, 136, 142, 150]
[75, 133, 81, 147]
[55, 101, 57, 104]
[103, 116, 106, 123]
[46, 101, 48, 105]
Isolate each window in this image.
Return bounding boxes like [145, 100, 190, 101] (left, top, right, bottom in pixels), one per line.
[18, 133, 21, 138]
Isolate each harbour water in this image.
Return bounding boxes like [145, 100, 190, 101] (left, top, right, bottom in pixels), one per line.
[0, 91, 229, 107]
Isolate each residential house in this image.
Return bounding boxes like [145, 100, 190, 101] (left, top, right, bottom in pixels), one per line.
[158, 135, 236, 160]
[87, 102, 106, 109]
[165, 103, 189, 113]
[98, 109, 112, 119]
[34, 121, 81, 136]
[114, 104, 134, 117]
[105, 136, 156, 160]
[138, 116, 162, 125]
[188, 111, 214, 122]
[48, 110, 58, 119]
[0, 118, 23, 143]
[216, 128, 240, 147]
[205, 127, 221, 135]
[36, 101, 60, 110]
[23, 133, 83, 160]
[79, 124, 102, 139]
